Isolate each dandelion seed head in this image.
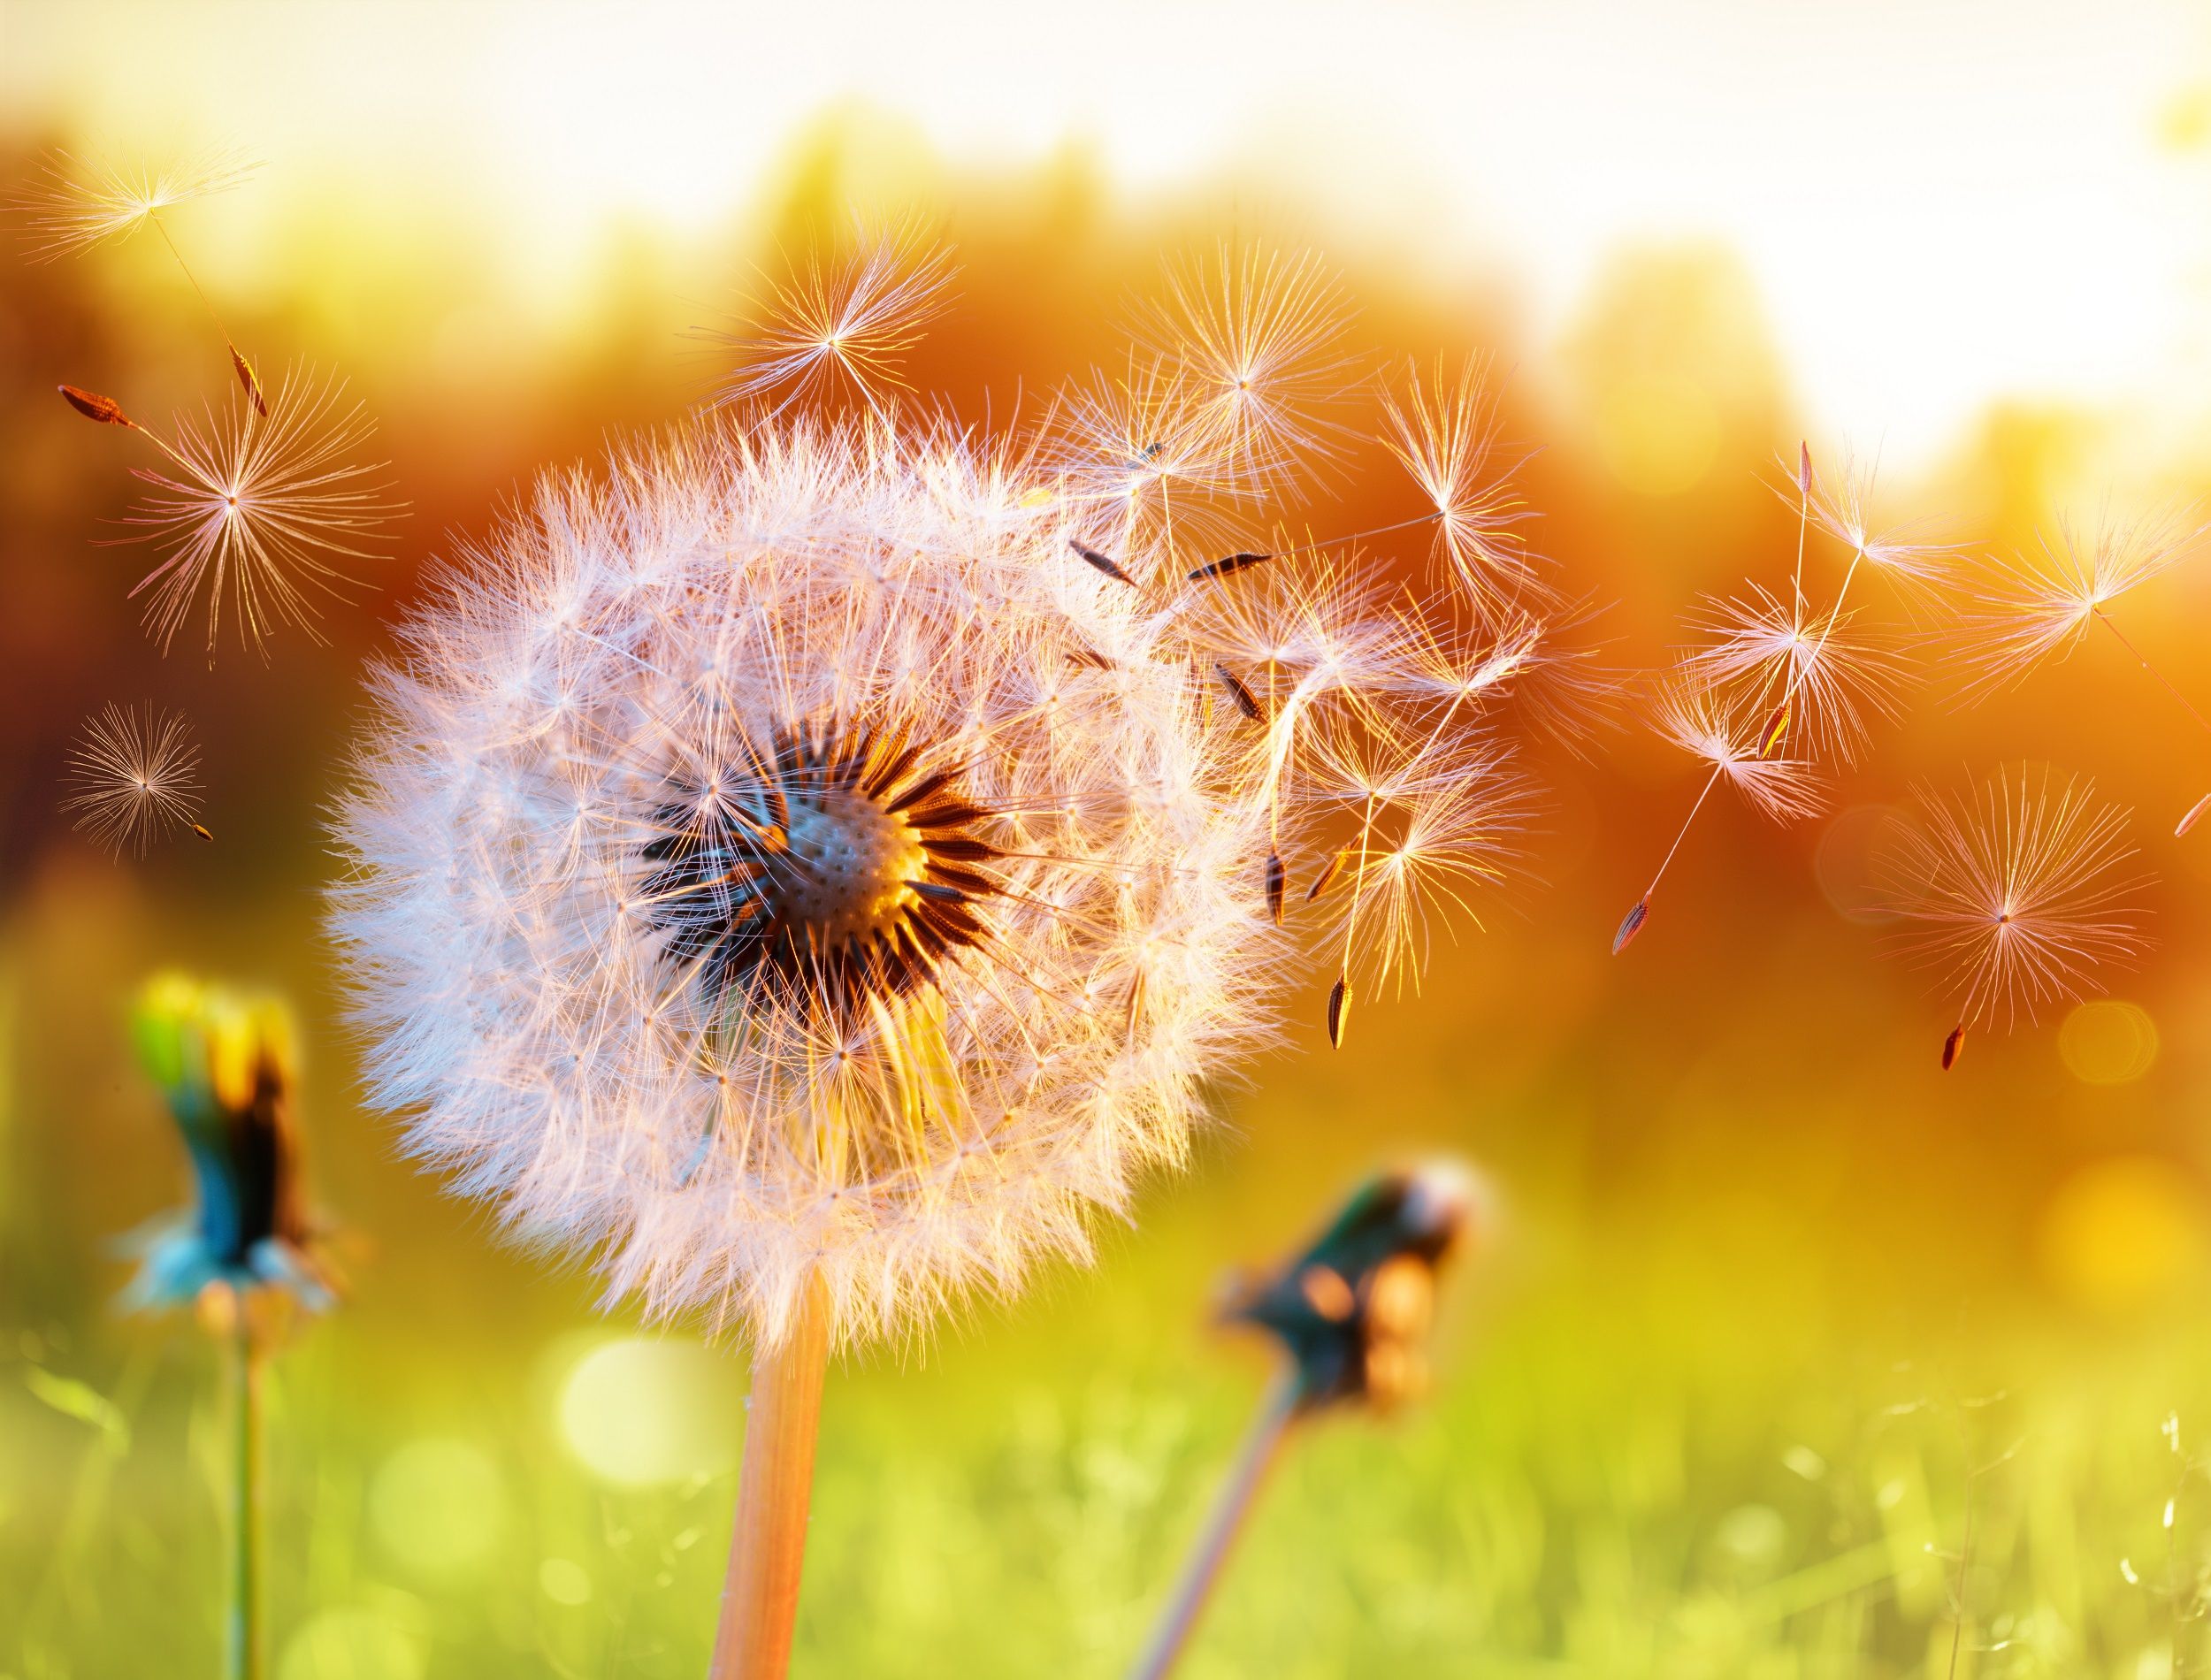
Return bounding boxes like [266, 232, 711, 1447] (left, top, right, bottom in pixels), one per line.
[62, 702, 203, 859]
[332, 416, 1301, 1347]
[1880, 767, 2147, 1035]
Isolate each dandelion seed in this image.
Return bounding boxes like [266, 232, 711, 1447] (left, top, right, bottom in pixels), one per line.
[1682, 584, 1910, 766]
[11, 149, 257, 262]
[1797, 440, 1814, 496]
[1651, 683, 1826, 824]
[58, 383, 138, 428]
[1213, 663, 1264, 722]
[1327, 976, 1350, 1048]
[1943, 1024, 1966, 1071]
[192, 822, 215, 842]
[1959, 518, 2202, 694]
[111, 365, 401, 660]
[711, 225, 954, 416]
[1189, 551, 1273, 583]
[1804, 457, 1952, 592]
[2178, 793, 2211, 838]
[1265, 849, 1287, 926]
[1612, 898, 1650, 955]
[1306, 844, 1350, 904]
[1070, 538, 1139, 588]
[1381, 357, 1541, 624]
[1140, 244, 1352, 483]
[62, 702, 203, 859]
[1881, 767, 2147, 1042]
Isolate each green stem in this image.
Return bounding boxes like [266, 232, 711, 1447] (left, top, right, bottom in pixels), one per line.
[228, 1310, 263, 1680]
[1127, 1370, 1303, 1680]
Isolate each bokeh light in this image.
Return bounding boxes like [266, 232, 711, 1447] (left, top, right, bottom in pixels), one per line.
[555, 1336, 745, 1488]
[368, 1439, 507, 1576]
[2059, 999, 2161, 1084]
[2037, 1154, 2207, 1315]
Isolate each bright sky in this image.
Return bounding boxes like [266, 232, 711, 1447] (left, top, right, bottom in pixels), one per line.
[6, 0, 2209, 465]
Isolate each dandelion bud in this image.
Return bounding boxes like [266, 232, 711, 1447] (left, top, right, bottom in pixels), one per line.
[1224, 1162, 1480, 1410]
[122, 973, 333, 1317]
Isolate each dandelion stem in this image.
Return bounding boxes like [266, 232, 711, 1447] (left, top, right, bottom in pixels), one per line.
[710, 1271, 830, 1680]
[2093, 610, 2211, 738]
[226, 1304, 263, 1680]
[1127, 1370, 1303, 1680]
[1641, 762, 1725, 902]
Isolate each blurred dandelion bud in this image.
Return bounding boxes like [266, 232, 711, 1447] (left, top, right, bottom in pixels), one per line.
[122, 971, 335, 1325]
[1223, 1160, 1480, 1411]
[1135, 1162, 1484, 1678]
[122, 970, 333, 1680]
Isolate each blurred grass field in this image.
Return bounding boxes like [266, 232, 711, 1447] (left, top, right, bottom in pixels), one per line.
[8, 97, 2211, 1679]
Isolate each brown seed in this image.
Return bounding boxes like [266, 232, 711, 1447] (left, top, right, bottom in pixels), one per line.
[1186, 550, 1273, 583]
[1326, 976, 1350, 1048]
[1611, 898, 1649, 955]
[1264, 848, 1286, 925]
[1756, 700, 1791, 760]
[1942, 1025, 1965, 1071]
[1069, 539, 1137, 588]
[230, 347, 270, 417]
[2177, 792, 2211, 838]
[191, 822, 214, 843]
[57, 384, 136, 428]
[1306, 844, 1350, 903]
[1215, 662, 1263, 722]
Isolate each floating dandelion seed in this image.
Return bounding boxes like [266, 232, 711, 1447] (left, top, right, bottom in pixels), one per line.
[1682, 584, 1910, 765]
[1380, 357, 1540, 624]
[1140, 244, 1352, 484]
[1614, 446, 1932, 951]
[1958, 519, 2211, 833]
[62, 702, 203, 859]
[1806, 454, 1953, 593]
[103, 365, 400, 660]
[15, 149, 271, 412]
[1649, 682, 1826, 824]
[11, 149, 257, 261]
[712, 227, 955, 416]
[1880, 768, 2147, 1065]
[1962, 518, 2200, 692]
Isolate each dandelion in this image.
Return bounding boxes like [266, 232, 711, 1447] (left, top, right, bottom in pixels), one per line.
[13, 149, 269, 409]
[1129, 1163, 1480, 1679]
[1959, 518, 2211, 832]
[59, 369, 399, 660]
[330, 238, 1567, 1674]
[126, 972, 337, 1680]
[711, 227, 955, 416]
[62, 702, 205, 858]
[1879, 767, 2147, 1067]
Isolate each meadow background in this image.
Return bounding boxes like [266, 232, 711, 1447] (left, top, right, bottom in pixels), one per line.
[8, 3, 2211, 1675]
